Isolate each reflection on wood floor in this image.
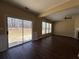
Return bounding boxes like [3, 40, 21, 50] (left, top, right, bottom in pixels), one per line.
[0, 35, 79, 59]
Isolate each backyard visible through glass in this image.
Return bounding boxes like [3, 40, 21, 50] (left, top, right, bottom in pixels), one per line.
[7, 17, 32, 47]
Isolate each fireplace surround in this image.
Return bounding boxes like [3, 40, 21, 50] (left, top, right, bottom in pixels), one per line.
[75, 28, 79, 39]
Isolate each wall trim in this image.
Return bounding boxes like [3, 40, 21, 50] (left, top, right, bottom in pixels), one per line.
[53, 34, 78, 40]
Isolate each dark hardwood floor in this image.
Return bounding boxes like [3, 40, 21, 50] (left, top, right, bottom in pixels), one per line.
[0, 35, 79, 59]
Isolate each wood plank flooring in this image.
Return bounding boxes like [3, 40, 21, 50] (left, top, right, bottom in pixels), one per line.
[0, 35, 79, 59]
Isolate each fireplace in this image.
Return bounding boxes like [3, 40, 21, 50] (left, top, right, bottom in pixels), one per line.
[75, 28, 79, 39]
[78, 32, 79, 38]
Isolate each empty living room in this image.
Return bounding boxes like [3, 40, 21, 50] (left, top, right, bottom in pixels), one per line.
[0, 0, 79, 59]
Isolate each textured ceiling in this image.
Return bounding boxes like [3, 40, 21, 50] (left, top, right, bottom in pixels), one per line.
[8, 0, 69, 13]
[47, 7, 79, 21]
[6, 0, 79, 21]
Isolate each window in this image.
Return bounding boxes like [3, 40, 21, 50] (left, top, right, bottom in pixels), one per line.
[46, 23, 49, 33]
[42, 22, 46, 34]
[49, 23, 52, 33]
[42, 22, 52, 34]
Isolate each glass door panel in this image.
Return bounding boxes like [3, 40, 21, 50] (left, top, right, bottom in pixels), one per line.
[23, 20, 32, 42]
[8, 17, 22, 47]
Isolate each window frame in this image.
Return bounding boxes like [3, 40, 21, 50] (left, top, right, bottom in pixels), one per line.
[42, 21, 52, 35]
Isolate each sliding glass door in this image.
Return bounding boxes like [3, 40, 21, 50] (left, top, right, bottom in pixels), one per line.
[7, 17, 32, 48]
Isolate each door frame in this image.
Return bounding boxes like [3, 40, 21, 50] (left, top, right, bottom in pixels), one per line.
[6, 16, 33, 48]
